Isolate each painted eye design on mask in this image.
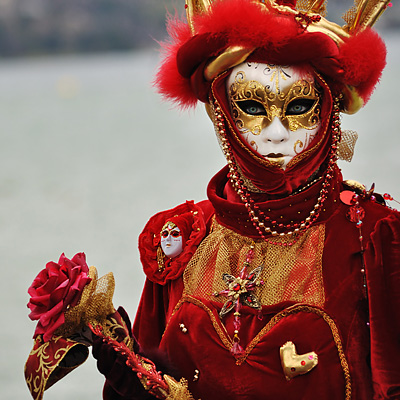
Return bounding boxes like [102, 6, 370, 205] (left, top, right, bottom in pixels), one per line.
[236, 100, 267, 116]
[170, 230, 181, 238]
[286, 99, 316, 115]
[161, 229, 181, 238]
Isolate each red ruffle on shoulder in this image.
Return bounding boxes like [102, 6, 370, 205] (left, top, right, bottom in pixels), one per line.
[138, 200, 209, 285]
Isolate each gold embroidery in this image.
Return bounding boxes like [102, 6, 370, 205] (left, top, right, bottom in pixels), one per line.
[103, 316, 134, 349]
[25, 336, 86, 400]
[183, 221, 325, 307]
[164, 375, 198, 400]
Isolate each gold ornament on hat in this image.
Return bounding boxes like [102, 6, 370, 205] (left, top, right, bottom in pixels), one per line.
[185, 0, 391, 114]
[343, 0, 392, 33]
[185, 0, 212, 34]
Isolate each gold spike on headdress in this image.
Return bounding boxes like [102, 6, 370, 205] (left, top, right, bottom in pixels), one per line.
[185, 0, 213, 34]
[309, 0, 327, 14]
[343, 0, 392, 33]
[186, 0, 391, 114]
[296, 0, 327, 16]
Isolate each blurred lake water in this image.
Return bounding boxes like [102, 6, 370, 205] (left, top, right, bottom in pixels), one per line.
[1, 31, 399, 399]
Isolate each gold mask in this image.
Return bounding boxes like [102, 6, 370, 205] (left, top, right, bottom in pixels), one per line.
[226, 63, 322, 169]
[229, 74, 321, 134]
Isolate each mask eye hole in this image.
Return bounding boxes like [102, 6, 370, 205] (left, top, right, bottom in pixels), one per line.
[286, 99, 316, 116]
[236, 100, 267, 116]
[170, 230, 181, 238]
[161, 230, 169, 238]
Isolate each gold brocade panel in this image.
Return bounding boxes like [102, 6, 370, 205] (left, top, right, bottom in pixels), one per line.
[183, 221, 325, 307]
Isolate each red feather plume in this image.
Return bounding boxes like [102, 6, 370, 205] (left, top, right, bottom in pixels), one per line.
[154, 0, 386, 109]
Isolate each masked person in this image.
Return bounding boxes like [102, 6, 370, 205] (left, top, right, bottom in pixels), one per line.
[25, 1, 400, 400]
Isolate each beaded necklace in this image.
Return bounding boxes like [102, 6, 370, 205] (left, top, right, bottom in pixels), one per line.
[212, 95, 343, 246]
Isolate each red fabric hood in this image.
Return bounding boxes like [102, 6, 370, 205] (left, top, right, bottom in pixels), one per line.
[211, 69, 334, 195]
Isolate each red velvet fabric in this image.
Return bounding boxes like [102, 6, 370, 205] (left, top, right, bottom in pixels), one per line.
[160, 300, 348, 399]
[364, 214, 400, 399]
[127, 171, 400, 400]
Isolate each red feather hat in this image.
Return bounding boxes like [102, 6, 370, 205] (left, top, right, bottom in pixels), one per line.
[155, 0, 388, 112]
[154, 0, 390, 200]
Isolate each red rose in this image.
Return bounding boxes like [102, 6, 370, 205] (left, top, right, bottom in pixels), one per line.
[27, 252, 92, 342]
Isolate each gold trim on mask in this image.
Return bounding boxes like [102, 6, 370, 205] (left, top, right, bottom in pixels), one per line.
[228, 70, 321, 139]
[210, 71, 332, 170]
[161, 221, 177, 234]
[294, 139, 305, 154]
[286, 74, 332, 168]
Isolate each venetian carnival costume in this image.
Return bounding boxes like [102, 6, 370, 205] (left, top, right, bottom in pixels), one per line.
[25, 1, 400, 400]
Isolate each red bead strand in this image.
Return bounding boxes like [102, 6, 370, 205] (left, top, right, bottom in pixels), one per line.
[212, 96, 342, 246]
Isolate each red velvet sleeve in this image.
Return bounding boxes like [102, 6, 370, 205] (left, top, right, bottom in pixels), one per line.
[91, 307, 157, 400]
[92, 304, 182, 400]
[365, 211, 400, 399]
[92, 335, 157, 400]
[132, 278, 184, 351]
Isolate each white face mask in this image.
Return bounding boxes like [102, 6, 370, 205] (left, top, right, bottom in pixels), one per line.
[226, 63, 322, 170]
[160, 223, 183, 258]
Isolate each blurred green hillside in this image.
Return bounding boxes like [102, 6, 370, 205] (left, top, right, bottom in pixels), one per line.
[0, 0, 398, 57]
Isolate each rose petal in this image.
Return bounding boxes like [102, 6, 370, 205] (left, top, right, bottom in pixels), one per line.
[28, 293, 51, 308]
[71, 252, 88, 269]
[64, 284, 79, 306]
[28, 252, 91, 342]
[40, 311, 66, 342]
[39, 301, 64, 325]
[50, 280, 70, 306]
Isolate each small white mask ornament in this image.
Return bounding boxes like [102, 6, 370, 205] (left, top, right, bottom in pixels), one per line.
[160, 223, 183, 259]
[226, 63, 322, 170]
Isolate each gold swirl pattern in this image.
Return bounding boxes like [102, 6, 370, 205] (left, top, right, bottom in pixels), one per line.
[228, 70, 321, 136]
